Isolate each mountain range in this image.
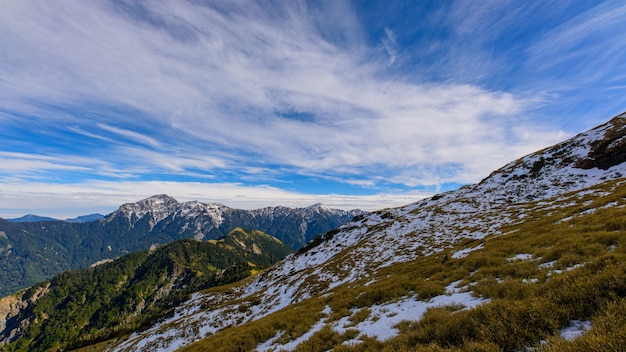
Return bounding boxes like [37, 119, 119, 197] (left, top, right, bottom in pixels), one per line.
[3, 112, 626, 351]
[0, 200, 362, 296]
[72, 111, 626, 352]
[7, 214, 105, 223]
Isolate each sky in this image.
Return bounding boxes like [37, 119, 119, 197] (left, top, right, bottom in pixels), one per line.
[1, 0, 626, 218]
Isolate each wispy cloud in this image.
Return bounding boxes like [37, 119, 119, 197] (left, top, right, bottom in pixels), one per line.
[0, 152, 94, 174]
[528, 3, 626, 68]
[526, 2, 626, 90]
[96, 124, 161, 148]
[382, 27, 398, 65]
[0, 1, 544, 184]
[1, 1, 620, 216]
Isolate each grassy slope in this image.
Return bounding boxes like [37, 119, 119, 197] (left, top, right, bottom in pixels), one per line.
[168, 178, 626, 352]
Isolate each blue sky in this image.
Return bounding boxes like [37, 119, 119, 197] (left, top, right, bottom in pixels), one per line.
[1, 0, 626, 218]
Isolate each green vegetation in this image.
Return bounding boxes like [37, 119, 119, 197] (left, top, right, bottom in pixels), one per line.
[0, 216, 170, 297]
[176, 179, 626, 352]
[1, 228, 291, 352]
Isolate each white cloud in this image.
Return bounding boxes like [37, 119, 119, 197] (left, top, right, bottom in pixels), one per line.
[0, 1, 587, 217]
[0, 152, 95, 173]
[97, 123, 161, 148]
[527, 2, 626, 71]
[382, 27, 397, 65]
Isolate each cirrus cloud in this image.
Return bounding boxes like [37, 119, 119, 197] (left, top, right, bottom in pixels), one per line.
[1, 1, 623, 217]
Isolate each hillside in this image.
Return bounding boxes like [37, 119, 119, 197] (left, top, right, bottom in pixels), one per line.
[0, 228, 292, 352]
[74, 112, 626, 351]
[0, 201, 361, 296]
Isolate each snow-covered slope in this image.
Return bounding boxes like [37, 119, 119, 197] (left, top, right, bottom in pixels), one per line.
[473, 114, 626, 203]
[108, 194, 185, 228]
[107, 112, 626, 351]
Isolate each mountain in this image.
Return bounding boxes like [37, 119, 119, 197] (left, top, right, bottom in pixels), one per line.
[7, 214, 105, 223]
[0, 228, 292, 352]
[104, 195, 361, 249]
[0, 201, 361, 296]
[65, 214, 105, 223]
[7, 215, 58, 223]
[66, 112, 626, 352]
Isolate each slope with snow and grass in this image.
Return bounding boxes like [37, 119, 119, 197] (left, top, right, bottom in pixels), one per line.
[79, 112, 626, 352]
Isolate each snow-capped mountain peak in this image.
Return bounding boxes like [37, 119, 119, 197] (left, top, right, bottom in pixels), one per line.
[102, 195, 361, 249]
[108, 194, 179, 224]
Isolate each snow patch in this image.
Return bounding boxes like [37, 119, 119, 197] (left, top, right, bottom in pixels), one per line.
[560, 320, 591, 340]
[539, 260, 557, 269]
[451, 244, 484, 259]
[507, 253, 533, 261]
[334, 281, 487, 344]
[257, 321, 326, 352]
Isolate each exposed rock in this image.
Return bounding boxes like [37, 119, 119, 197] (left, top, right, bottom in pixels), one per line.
[0, 283, 50, 345]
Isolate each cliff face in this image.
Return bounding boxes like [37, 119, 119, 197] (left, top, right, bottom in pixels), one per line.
[0, 284, 50, 344]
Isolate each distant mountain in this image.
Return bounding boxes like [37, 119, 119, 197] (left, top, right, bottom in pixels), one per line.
[7, 214, 58, 223]
[64, 214, 104, 223]
[67, 112, 626, 352]
[7, 214, 105, 223]
[0, 228, 292, 351]
[104, 195, 362, 250]
[0, 200, 362, 296]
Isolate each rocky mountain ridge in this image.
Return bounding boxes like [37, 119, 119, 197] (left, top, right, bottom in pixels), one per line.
[104, 196, 362, 247]
[473, 115, 626, 203]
